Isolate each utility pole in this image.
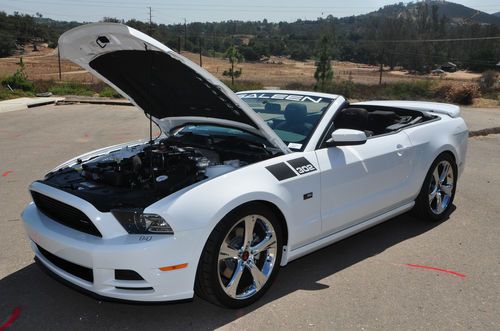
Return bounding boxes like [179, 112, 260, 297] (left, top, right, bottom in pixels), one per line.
[199, 37, 203, 67]
[379, 48, 384, 85]
[212, 31, 216, 57]
[184, 18, 187, 51]
[379, 62, 383, 85]
[147, 6, 153, 35]
[57, 46, 62, 80]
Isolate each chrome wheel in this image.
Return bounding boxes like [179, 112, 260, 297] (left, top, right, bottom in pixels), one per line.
[217, 214, 278, 300]
[428, 160, 454, 215]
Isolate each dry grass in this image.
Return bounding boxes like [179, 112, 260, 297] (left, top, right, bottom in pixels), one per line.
[0, 45, 482, 88]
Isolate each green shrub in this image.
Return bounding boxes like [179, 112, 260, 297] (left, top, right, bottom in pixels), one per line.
[99, 86, 121, 98]
[49, 81, 94, 96]
[1, 59, 34, 92]
[283, 82, 314, 91]
[0, 85, 34, 100]
[436, 83, 480, 105]
[322, 80, 355, 98]
[479, 70, 497, 92]
[33, 79, 55, 93]
[383, 80, 434, 99]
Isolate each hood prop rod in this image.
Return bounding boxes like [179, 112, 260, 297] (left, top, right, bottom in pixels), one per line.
[145, 43, 155, 184]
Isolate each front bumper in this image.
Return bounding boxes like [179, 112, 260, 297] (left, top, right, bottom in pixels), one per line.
[22, 202, 205, 302]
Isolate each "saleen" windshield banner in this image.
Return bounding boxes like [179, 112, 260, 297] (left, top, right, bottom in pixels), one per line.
[238, 93, 333, 104]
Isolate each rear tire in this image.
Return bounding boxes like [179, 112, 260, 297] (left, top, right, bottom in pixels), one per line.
[195, 203, 283, 308]
[413, 153, 457, 221]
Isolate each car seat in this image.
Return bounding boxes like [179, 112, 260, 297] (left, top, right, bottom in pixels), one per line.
[334, 107, 373, 136]
[275, 103, 313, 136]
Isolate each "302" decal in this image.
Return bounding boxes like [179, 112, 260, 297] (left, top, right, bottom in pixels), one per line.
[287, 157, 317, 175]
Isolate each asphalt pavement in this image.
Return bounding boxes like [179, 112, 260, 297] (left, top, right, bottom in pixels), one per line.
[0, 104, 499, 330]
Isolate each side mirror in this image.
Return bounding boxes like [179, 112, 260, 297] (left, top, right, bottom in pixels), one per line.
[325, 128, 367, 147]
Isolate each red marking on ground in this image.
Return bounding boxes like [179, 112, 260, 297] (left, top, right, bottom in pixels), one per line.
[1, 170, 13, 177]
[405, 264, 466, 279]
[84, 133, 90, 138]
[0, 307, 21, 331]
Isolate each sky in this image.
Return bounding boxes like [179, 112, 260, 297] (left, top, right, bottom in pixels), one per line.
[1, 0, 499, 24]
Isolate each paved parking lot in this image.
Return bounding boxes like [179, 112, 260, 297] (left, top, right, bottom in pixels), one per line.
[0, 104, 499, 330]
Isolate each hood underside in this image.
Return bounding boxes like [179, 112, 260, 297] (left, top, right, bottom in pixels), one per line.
[89, 50, 256, 127]
[58, 23, 289, 153]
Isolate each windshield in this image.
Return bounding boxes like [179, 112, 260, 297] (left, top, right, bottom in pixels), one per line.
[238, 92, 334, 150]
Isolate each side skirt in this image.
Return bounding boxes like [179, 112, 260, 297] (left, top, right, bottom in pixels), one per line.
[280, 201, 415, 265]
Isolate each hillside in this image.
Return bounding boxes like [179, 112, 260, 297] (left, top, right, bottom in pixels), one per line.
[364, 1, 500, 25]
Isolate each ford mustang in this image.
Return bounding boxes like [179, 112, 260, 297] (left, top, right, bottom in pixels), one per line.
[21, 23, 468, 308]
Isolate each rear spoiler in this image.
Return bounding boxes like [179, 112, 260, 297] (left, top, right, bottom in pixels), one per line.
[353, 100, 460, 118]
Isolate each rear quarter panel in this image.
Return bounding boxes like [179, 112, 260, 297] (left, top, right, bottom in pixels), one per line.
[403, 114, 468, 200]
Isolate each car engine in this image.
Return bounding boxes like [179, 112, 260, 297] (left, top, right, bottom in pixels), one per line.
[40, 133, 275, 212]
[79, 142, 207, 194]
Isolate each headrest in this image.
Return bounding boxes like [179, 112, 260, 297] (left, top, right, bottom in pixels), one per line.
[284, 103, 307, 123]
[264, 102, 281, 113]
[340, 107, 368, 119]
[336, 107, 369, 128]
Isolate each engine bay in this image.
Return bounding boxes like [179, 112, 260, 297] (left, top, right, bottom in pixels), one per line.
[41, 128, 277, 212]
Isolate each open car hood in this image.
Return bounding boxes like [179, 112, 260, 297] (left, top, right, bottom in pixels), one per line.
[58, 23, 289, 153]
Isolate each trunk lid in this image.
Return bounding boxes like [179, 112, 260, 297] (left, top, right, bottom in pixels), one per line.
[58, 23, 289, 153]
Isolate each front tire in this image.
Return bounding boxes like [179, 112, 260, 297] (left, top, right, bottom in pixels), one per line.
[195, 203, 283, 308]
[413, 153, 457, 221]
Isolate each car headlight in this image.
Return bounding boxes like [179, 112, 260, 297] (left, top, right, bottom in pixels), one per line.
[111, 209, 174, 234]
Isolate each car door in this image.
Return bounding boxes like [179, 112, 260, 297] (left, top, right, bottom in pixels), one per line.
[315, 131, 415, 235]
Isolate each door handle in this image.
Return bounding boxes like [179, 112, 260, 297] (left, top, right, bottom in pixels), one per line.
[396, 144, 405, 156]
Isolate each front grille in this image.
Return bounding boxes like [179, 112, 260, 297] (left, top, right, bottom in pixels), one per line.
[36, 244, 94, 283]
[31, 191, 102, 237]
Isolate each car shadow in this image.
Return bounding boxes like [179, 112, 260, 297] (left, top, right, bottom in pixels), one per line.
[0, 210, 451, 329]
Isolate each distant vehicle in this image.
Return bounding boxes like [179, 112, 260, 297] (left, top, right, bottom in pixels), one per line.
[22, 24, 469, 308]
[431, 69, 446, 75]
[441, 62, 458, 72]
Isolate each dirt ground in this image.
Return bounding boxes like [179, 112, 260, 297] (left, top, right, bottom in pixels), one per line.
[0, 44, 482, 87]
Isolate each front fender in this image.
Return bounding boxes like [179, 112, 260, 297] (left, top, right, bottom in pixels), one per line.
[146, 152, 323, 252]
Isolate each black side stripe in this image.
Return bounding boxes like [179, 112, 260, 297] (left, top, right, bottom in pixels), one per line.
[266, 163, 297, 181]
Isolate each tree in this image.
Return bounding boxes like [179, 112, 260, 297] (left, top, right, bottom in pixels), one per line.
[290, 46, 309, 61]
[314, 36, 333, 91]
[223, 45, 243, 85]
[238, 45, 260, 61]
[0, 31, 17, 57]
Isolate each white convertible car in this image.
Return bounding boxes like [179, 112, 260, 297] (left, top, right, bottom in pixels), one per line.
[22, 24, 468, 308]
